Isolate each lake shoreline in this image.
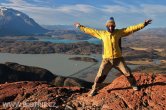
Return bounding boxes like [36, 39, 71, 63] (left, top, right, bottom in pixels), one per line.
[0, 53, 138, 82]
[0, 52, 165, 83]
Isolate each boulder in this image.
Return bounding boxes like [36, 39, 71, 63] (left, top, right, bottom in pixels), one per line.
[0, 62, 55, 83]
[0, 62, 92, 88]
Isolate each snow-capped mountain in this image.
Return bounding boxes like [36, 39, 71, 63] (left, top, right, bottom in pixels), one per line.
[0, 7, 48, 36]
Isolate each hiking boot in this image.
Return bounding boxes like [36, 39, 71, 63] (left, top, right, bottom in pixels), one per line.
[88, 89, 98, 96]
[132, 85, 139, 91]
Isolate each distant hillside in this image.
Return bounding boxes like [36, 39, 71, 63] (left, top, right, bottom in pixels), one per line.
[0, 7, 48, 36]
[142, 28, 166, 36]
[45, 30, 91, 40]
[122, 28, 166, 48]
[44, 26, 166, 43]
[42, 25, 75, 30]
[42, 25, 91, 40]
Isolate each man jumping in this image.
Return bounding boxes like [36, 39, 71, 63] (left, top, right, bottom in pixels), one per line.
[74, 17, 152, 96]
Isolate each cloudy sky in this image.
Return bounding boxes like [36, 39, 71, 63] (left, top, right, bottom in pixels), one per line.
[0, 0, 166, 29]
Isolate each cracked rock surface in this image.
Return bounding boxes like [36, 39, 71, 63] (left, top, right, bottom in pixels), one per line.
[71, 73, 166, 110]
[0, 73, 165, 110]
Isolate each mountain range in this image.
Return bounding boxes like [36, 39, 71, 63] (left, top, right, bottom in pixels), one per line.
[0, 7, 165, 42]
[0, 7, 48, 36]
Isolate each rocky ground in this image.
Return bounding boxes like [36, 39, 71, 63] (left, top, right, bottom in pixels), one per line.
[0, 81, 86, 110]
[0, 73, 165, 110]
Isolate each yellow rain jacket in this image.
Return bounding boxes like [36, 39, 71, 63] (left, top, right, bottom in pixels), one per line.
[79, 23, 145, 59]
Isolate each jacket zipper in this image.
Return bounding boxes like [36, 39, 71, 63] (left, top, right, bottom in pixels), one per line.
[110, 34, 114, 60]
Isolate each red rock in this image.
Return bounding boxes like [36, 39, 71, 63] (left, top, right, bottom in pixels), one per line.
[72, 72, 166, 110]
[0, 81, 82, 109]
[0, 73, 165, 110]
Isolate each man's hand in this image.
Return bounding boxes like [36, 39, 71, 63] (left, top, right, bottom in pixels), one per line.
[74, 22, 80, 28]
[144, 19, 152, 26]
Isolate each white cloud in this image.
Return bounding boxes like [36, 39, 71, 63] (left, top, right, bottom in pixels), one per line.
[1, 0, 166, 27]
[0, 0, 100, 24]
[101, 3, 166, 14]
[1, 1, 98, 16]
[55, 4, 97, 14]
[102, 5, 128, 13]
[141, 4, 166, 14]
[2, 0, 166, 15]
[4, 0, 34, 7]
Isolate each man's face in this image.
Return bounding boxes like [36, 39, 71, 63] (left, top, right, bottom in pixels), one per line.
[108, 25, 115, 32]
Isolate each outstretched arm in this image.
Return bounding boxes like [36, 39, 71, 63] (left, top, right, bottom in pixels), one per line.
[74, 22, 103, 39]
[120, 19, 152, 37]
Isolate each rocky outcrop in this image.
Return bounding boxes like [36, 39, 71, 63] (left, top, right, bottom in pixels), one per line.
[0, 73, 165, 110]
[69, 57, 98, 62]
[0, 62, 92, 88]
[71, 73, 166, 110]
